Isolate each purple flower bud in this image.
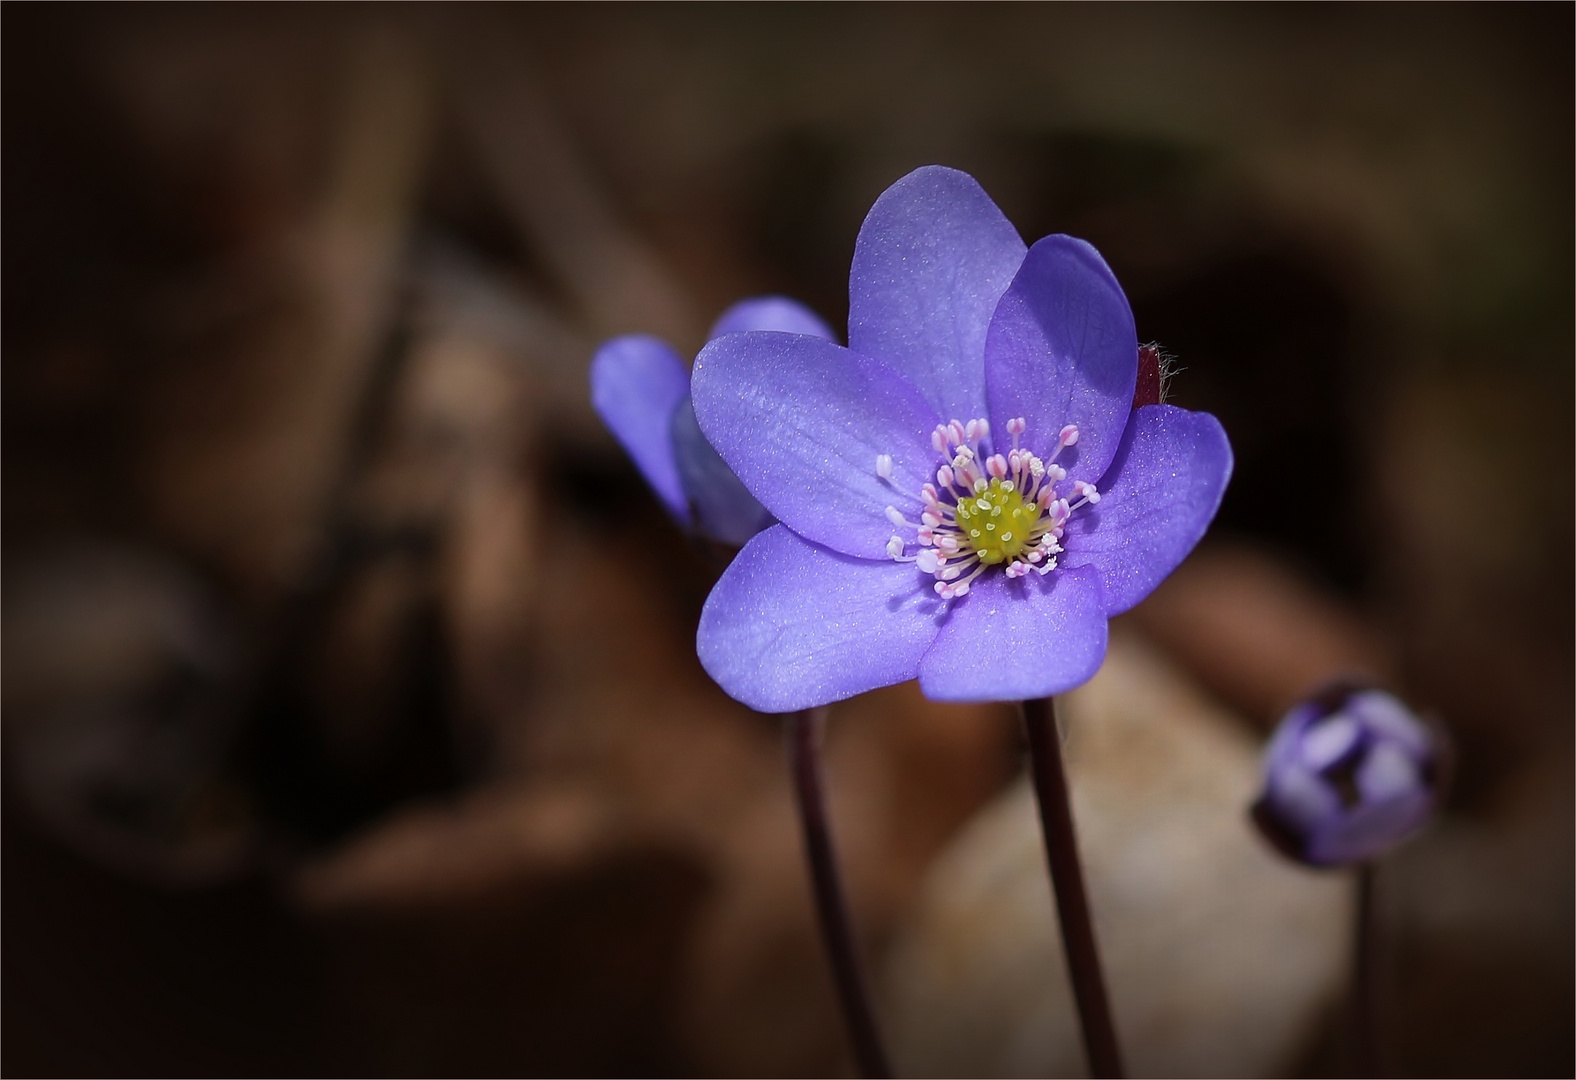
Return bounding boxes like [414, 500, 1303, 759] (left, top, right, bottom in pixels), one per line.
[1252, 684, 1446, 867]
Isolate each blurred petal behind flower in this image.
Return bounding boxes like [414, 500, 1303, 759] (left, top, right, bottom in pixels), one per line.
[590, 297, 835, 547]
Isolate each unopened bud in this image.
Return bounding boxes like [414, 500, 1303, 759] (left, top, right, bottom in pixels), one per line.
[1251, 683, 1447, 867]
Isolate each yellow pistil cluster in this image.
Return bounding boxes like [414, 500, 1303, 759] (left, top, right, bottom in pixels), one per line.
[953, 477, 1037, 564]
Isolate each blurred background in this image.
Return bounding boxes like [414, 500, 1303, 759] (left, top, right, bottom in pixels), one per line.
[3, 5, 1570, 1076]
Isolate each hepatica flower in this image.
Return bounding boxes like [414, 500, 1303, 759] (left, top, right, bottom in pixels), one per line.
[591, 297, 836, 546]
[1253, 685, 1445, 867]
[691, 166, 1232, 710]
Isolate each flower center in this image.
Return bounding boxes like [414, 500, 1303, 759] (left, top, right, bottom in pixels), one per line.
[879, 416, 1101, 600]
[954, 479, 1031, 565]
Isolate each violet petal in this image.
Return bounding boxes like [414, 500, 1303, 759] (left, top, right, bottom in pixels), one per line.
[709, 295, 837, 342]
[848, 165, 1026, 423]
[589, 334, 692, 523]
[697, 525, 947, 712]
[1356, 742, 1422, 803]
[1307, 790, 1434, 866]
[1300, 714, 1361, 771]
[1266, 763, 1344, 836]
[671, 398, 774, 547]
[1263, 703, 1322, 774]
[692, 331, 942, 559]
[984, 234, 1138, 482]
[1062, 404, 1233, 616]
[1347, 690, 1433, 759]
[916, 565, 1108, 702]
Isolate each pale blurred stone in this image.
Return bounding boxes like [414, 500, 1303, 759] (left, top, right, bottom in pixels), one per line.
[884, 629, 1351, 1078]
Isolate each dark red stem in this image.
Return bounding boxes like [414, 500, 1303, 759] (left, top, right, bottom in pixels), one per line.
[1022, 696, 1125, 1079]
[787, 707, 893, 1079]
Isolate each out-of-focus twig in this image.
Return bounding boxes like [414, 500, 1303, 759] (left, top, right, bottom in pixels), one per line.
[443, 24, 701, 346]
[135, 23, 438, 602]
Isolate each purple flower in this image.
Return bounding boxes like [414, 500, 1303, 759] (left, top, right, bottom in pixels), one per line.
[1253, 685, 1446, 867]
[691, 166, 1233, 710]
[591, 297, 836, 546]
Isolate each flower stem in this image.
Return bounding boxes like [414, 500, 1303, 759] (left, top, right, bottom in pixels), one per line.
[1352, 862, 1383, 1076]
[786, 707, 893, 1079]
[1021, 696, 1125, 1079]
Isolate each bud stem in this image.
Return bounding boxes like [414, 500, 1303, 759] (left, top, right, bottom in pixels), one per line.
[1352, 862, 1385, 1076]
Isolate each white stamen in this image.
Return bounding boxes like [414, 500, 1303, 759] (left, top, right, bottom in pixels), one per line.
[876, 454, 893, 480]
[1059, 424, 1080, 446]
[1071, 481, 1101, 507]
[885, 505, 908, 527]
